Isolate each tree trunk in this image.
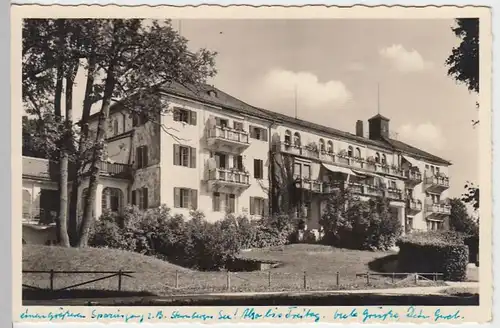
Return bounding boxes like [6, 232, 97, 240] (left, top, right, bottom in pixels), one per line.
[57, 61, 78, 248]
[68, 50, 96, 246]
[78, 54, 117, 247]
[54, 19, 66, 245]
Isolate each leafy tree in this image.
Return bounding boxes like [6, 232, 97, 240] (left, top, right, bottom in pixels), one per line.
[462, 181, 480, 212]
[22, 19, 217, 247]
[446, 18, 479, 93]
[320, 188, 402, 250]
[449, 197, 478, 235]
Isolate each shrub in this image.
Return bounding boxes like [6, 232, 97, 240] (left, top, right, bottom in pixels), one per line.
[90, 206, 295, 271]
[397, 231, 469, 281]
[320, 191, 402, 250]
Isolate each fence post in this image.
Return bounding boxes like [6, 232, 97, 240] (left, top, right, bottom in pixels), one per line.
[175, 271, 179, 289]
[366, 272, 370, 285]
[336, 272, 339, 287]
[49, 270, 54, 291]
[118, 270, 122, 291]
[414, 273, 418, 284]
[303, 271, 307, 289]
[268, 271, 271, 288]
[392, 272, 395, 284]
[226, 271, 231, 291]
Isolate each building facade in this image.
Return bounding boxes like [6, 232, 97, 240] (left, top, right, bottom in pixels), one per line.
[21, 83, 451, 244]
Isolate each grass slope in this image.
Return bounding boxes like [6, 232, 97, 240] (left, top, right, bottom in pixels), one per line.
[23, 244, 443, 299]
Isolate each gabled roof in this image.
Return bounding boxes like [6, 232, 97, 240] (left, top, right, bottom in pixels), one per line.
[88, 82, 452, 166]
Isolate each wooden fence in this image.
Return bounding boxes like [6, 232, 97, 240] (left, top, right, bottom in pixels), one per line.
[22, 270, 134, 292]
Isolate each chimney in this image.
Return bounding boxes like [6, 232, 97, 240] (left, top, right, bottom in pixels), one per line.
[356, 120, 364, 137]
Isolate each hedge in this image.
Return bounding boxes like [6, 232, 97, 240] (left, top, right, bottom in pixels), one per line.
[397, 231, 469, 281]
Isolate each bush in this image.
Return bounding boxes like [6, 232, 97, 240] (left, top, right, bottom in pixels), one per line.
[320, 191, 402, 251]
[397, 231, 469, 281]
[90, 206, 295, 271]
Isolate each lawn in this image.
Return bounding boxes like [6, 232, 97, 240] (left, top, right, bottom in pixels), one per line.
[23, 244, 440, 299]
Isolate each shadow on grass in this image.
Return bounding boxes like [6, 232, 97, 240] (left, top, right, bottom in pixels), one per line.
[368, 254, 400, 273]
[23, 288, 156, 301]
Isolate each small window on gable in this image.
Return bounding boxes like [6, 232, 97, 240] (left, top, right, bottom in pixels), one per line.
[284, 130, 292, 144]
[382, 154, 387, 165]
[327, 141, 334, 153]
[348, 146, 353, 157]
[355, 147, 361, 158]
[319, 139, 325, 152]
[375, 152, 380, 163]
[293, 132, 301, 147]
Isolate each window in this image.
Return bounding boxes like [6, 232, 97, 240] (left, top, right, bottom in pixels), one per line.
[233, 121, 244, 131]
[173, 145, 196, 168]
[382, 154, 387, 165]
[173, 107, 197, 125]
[131, 187, 148, 210]
[302, 164, 311, 179]
[319, 139, 325, 152]
[375, 152, 380, 163]
[389, 180, 396, 189]
[284, 130, 292, 144]
[102, 187, 123, 212]
[225, 194, 236, 213]
[294, 162, 301, 178]
[113, 119, 119, 135]
[355, 147, 361, 158]
[213, 192, 221, 212]
[431, 166, 435, 175]
[132, 113, 148, 127]
[233, 155, 244, 171]
[407, 217, 413, 229]
[215, 117, 228, 128]
[436, 167, 440, 174]
[250, 125, 268, 141]
[347, 146, 353, 157]
[136, 146, 148, 169]
[293, 132, 301, 147]
[425, 164, 430, 170]
[254, 159, 264, 179]
[250, 197, 268, 216]
[174, 188, 198, 209]
[214, 152, 227, 169]
[327, 141, 334, 153]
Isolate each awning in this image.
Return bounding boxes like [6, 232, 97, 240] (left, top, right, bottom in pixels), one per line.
[351, 169, 382, 178]
[322, 163, 353, 175]
[402, 155, 419, 167]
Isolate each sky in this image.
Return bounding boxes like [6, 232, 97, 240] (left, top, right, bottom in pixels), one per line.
[170, 19, 479, 198]
[64, 18, 478, 198]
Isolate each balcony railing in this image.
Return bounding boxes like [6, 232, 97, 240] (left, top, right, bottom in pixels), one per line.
[208, 168, 250, 185]
[99, 162, 132, 177]
[386, 188, 404, 201]
[22, 205, 57, 226]
[295, 177, 323, 193]
[278, 143, 404, 178]
[208, 126, 250, 146]
[425, 175, 450, 191]
[426, 203, 451, 215]
[407, 199, 423, 212]
[404, 170, 423, 183]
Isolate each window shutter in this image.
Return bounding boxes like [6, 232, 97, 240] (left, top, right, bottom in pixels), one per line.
[189, 147, 196, 168]
[174, 188, 181, 208]
[173, 144, 180, 165]
[263, 199, 269, 217]
[101, 189, 108, 212]
[237, 156, 243, 170]
[249, 126, 255, 138]
[143, 188, 149, 209]
[191, 189, 198, 210]
[131, 190, 136, 205]
[136, 147, 142, 168]
[190, 111, 197, 126]
[253, 159, 257, 178]
[143, 146, 149, 167]
[173, 108, 180, 122]
[262, 128, 268, 142]
[250, 197, 255, 215]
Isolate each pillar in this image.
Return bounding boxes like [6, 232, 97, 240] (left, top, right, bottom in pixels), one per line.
[94, 184, 104, 220]
[398, 206, 406, 236]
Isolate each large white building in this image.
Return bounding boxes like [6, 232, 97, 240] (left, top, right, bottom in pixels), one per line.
[22, 83, 452, 244]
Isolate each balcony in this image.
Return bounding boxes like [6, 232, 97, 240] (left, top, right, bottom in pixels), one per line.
[294, 177, 323, 193]
[22, 206, 56, 226]
[207, 126, 250, 152]
[425, 174, 450, 192]
[207, 168, 250, 193]
[404, 170, 423, 186]
[99, 162, 132, 179]
[426, 202, 451, 217]
[406, 199, 423, 213]
[385, 188, 404, 201]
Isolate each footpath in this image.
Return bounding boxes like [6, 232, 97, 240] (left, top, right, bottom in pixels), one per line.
[23, 281, 479, 306]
